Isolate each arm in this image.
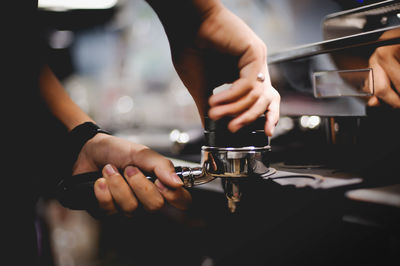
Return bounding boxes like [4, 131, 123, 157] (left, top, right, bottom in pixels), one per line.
[39, 65, 94, 130]
[146, 0, 280, 135]
[39, 66, 191, 214]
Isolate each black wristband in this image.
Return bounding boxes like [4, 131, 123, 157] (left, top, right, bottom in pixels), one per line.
[68, 122, 111, 171]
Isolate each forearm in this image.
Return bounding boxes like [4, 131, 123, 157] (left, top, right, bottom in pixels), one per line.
[145, 0, 221, 19]
[39, 65, 94, 131]
[145, 0, 224, 117]
[145, 0, 222, 45]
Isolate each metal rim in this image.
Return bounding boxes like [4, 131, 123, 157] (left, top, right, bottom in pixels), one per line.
[201, 145, 271, 152]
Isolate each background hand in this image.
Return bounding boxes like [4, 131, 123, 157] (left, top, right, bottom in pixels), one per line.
[367, 43, 400, 108]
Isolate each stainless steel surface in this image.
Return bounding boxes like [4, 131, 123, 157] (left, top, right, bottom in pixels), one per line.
[268, 0, 400, 118]
[312, 68, 373, 98]
[323, 0, 400, 40]
[170, 145, 274, 212]
[178, 166, 216, 188]
[171, 145, 275, 188]
[201, 145, 274, 178]
[200, 145, 274, 212]
[268, 25, 400, 64]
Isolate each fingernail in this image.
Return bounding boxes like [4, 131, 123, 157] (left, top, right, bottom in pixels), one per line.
[155, 180, 168, 192]
[125, 166, 138, 177]
[104, 164, 116, 176]
[171, 173, 183, 185]
[98, 179, 107, 190]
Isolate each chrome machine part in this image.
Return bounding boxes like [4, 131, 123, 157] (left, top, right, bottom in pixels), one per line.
[201, 145, 275, 212]
[201, 145, 274, 178]
[175, 166, 215, 188]
[200, 115, 273, 212]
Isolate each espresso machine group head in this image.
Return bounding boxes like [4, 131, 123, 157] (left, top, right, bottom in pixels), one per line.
[57, 116, 274, 213]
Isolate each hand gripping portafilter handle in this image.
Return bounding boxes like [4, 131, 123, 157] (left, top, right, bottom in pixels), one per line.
[56, 166, 193, 212]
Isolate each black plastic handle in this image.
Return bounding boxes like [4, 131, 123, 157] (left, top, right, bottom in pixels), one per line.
[56, 167, 184, 212]
[57, 171, 103, 211]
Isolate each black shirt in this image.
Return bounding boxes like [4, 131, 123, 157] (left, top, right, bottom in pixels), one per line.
[4, 2, 68, 265]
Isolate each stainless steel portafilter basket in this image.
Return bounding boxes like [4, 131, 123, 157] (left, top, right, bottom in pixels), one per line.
[200, 115, 274, 212]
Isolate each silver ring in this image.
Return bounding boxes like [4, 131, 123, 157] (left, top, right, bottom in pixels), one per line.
[256, 72, 265, 82]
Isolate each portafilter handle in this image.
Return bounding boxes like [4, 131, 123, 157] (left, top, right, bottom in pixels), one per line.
[56, 166, 214, 213]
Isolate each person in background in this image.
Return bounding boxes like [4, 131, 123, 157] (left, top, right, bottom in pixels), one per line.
[5, 0, 279, 264]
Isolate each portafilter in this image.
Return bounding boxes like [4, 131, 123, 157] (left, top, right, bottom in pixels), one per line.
[57, 115, 274, 213]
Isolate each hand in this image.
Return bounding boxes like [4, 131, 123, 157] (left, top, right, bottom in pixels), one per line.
[171, 4, 280, 135]
[73, 133, 192, 216]
[367, 33, 400, 107]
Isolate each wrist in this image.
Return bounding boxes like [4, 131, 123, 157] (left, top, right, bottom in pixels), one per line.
[67, 122, 111, 172]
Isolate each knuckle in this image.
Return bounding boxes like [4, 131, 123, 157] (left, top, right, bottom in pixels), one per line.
[247, 40, 257, 51]
[258, 42, 267, 60]
[375, 87, 387, 97]
[208, 108, 222, 120]
[226, 107, 238, 116]
[166, 192, 181, 204]
[249, 88, 261, 100]
[99, 198, 115, 212]
[98, 196, 111, 207]
[123, 200, 138, 214]
[273, 90, 281, 101]
[258, 40, 267, 52]
[241, 79, 252, 90]
[162, 158, 175, 170]
[241, 111, 258, 124]
[375, 47, 389, 61]
[147, 197, 165, 212]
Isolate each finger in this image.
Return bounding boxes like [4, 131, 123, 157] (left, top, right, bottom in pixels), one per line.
[227, 99, 267, 133]
[94, 177, 117, 214]
[379, 51, 400, 95]
[103, 164, 138, 215]
[220, 38, 268, 102]
[131, 149, 183, 188]
[265, 97, 280, 136]
[227, 86, 280, 134]
[371, 62, 400, 108]
[208, 78, 252, 106]
[154, 179, 192, 211]
[367, 96, 380, 106]
[124, 166, 164, 212]
[208, 89, 260, 121]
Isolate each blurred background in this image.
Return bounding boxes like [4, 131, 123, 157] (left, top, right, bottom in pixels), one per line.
[36, 1, 394, 265]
